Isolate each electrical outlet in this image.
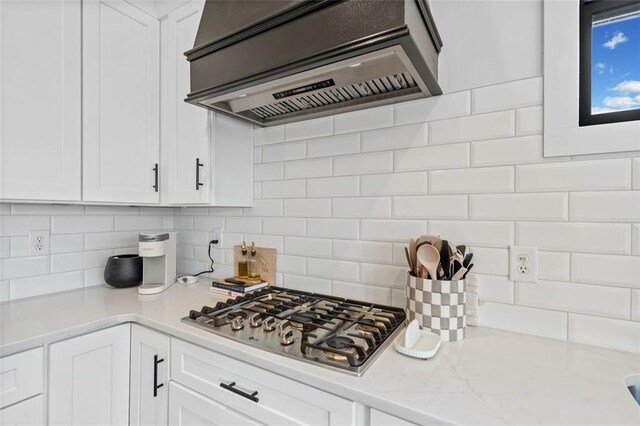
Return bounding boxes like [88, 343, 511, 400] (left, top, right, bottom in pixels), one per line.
[212, 228, 223, 248]
[28, 231, 50, 256]
[509, 245, 537, 283]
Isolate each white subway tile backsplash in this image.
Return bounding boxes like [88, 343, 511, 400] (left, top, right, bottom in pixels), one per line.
[84, 268, 105, 287]
[307, 219, 358, 240]
[254, 147, 262, 164]
[0, 216, 50, 236]
[307, 176, 360, 198]
[179, 231, 211, 246]
[10, 271, 83, 300]
[192, 216, 225, 231]
[0, 238, 9, 259]
[276, 255, 306, 275]
[430, 221, 514, 248]
[263, 217, 306, 236]
[9, 237, 28, 257]
[394, 143, 470, 172]
[568, 314, 640, 353]
[114, 215, 163, 232]
[283, 274, 331, 294]
[173, 216, 193, 230]
[538, 251, 571, 282]
[332, 197, 391, 218]
[430, 167, 514, 194]
[261, 141, 306, 163]
[359, 263, 408, 288]
[471, 135, 543, 166]
[0, 204, 10, 215]
[361, 123, 428, 152]
[571, 253, 640, 289]
[394, 91, 470, 125]
[307, 258, 359, 281]
[284, 236, 332, 257]
[254, 163, 284, 181]
[52, 215, 112, 234]
[225, 217, 262, 234]
[517, 222, 631, 254]
[332, 281, 392, 305]
[469, 247, 509, 276]
[244, 234, 284, 253]
[361, 172, 427, 196]
[334, 152, 393, 176]
[306, 133, 360, 158]
[517, 280, 631, 320]
[284, 158, 332, 179]
[393, 195, 468, 219]
[0, 281, 8, 302]
[262, 180, 306, 199]
[244, 199, 283, 217]
[632, 290, 640, 321]
[569, 191, 640, 222]
[479, 302, 568, 340]
[284, 117, 332, 141]
[633, 158, 640, 189]
[633, 225, 640, 255]
[516, 159, 632, 192]
[51, 249, 112, 273]
[84, 206, 139, 215]
[10, 204, 84, 215]
[515, 106, 543, 136]
[84, 232, 138, 250]
[253, 125, 284, 146]
[471, 77, 542, 114]
[475, 274, 514, 303]
[469, 193, 568, 221]
[50, 234, 84, 255]
[333, 105, 394, 134]
[0, 256, 49, 280]
[284, 198, 331, 217]
[254, 182, 262, 199]
[333, 240, 392, 263]
[430, 110, 515, 145]
[360, 219, 428, 242]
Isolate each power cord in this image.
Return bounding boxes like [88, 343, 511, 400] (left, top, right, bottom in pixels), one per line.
[194, 239, 217, 277]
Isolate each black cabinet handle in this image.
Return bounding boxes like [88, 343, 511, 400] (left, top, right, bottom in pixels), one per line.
[153, 354, 164, 397]
[153, 163, 159, 192]
[195, 158, 204, 190]
[220, 381, 259, 403]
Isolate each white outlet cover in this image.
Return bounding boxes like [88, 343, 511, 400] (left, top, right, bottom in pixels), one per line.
[28, 231, 50, 256]
[509, 245, 538, 283]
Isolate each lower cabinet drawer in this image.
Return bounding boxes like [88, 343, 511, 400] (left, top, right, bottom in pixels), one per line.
[0, 347, 43, 409]
[169, 382, 262, 426]
[0, 395, 44, 426]
[370, 409, 417, 426]
[171, 338, 354, 426]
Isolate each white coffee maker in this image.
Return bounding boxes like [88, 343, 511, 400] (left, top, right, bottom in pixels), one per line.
[138, 231, 176, 295]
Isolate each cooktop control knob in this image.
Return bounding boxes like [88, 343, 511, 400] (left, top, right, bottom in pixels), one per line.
[248, 313, 262, 328]
[231, 316, 244, 331]
[263, 316, 276, 332]
[280, 327, 295, 346]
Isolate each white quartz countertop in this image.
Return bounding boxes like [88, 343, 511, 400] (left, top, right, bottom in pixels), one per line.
[1, 282, 638, 425]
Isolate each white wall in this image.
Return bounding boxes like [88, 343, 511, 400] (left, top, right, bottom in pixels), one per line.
[1, 0, 638, 353]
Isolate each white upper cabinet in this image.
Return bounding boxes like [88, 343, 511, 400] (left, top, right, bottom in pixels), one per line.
[82, 0, 160, 204]
[161, 0, 210, 205]
[0, 0, 81, 201]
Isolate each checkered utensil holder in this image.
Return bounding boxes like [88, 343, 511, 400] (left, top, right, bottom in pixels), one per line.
[406, 274, 467, 342]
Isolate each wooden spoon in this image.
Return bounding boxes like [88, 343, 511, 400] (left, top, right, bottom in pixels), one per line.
[417, 244, 440, 281]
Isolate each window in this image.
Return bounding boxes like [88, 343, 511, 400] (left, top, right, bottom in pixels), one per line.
[579, 0, 640, 126]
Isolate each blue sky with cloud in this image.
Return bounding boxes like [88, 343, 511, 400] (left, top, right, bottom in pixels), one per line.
[591, 11, 640, 114]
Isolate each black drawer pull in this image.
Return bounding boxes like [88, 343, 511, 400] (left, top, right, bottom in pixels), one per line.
[152, 163, 159, 192]
[153, 354, 164, 397]
[195, 158, 204, 190]
[220, 381, 259, 403]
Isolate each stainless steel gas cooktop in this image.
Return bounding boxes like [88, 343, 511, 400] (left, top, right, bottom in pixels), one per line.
[182, 287, 406, 376]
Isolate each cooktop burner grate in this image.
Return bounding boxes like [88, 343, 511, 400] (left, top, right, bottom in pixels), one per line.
[182, 287, 406, 375]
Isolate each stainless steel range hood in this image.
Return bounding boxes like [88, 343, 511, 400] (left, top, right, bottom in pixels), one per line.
[185, 0, 443, 127]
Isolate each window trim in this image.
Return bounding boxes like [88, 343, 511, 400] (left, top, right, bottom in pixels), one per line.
[579, 0, 640, 127]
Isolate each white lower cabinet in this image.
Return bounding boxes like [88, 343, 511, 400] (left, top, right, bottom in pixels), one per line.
[169, 382, 262, 426]
[48, 324, 131, 425]
[130, 324, 171, 426]
[170, 338, 355, 425]
[0, 395, 44, 426]
[369, 409, 418, 426]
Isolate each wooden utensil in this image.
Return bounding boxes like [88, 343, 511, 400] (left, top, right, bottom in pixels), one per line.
[409, 239, 417, 276]
[417, 244, 440, 281]
[404, 247, 414, 274]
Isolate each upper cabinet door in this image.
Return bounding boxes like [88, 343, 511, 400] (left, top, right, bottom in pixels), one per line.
[0, 0, 81, 201]
[82, 0, 160, 204]
[161, 0, 210, 205]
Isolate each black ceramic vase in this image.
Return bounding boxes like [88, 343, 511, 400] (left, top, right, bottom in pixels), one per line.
[104, 254, 142, 288]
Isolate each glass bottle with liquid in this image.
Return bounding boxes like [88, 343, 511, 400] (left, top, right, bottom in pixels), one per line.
[237, 241, 248, 279]
[247, 241, 261, 281]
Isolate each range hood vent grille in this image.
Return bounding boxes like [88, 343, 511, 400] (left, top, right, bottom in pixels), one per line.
[250, 73, 417, 119]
